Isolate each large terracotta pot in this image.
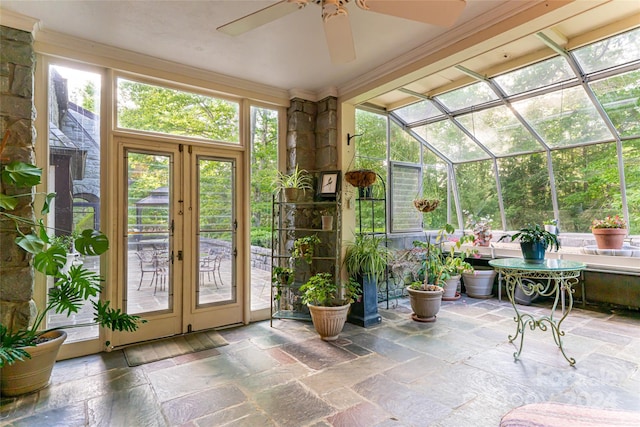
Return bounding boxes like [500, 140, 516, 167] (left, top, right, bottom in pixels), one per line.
[0, 330, 67, 396]
[462, 269, 497, 298]
[308, 304, 350, 341]
[407, 286, 443, 322]
[592, 228, 627, 250]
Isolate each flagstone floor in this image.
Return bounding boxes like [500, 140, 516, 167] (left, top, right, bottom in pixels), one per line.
[2, 296, 639, 427]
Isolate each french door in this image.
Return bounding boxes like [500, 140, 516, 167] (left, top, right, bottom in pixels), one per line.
[113, 138, 243, 346]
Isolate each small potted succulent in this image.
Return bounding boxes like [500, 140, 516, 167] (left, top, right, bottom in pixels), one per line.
[591, 215, 627, 250]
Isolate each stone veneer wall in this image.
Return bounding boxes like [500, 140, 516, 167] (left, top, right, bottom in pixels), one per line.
[0, 25, 37, 330]
[286, 96, 338, 172]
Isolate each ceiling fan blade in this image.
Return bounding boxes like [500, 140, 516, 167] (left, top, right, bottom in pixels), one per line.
[359, 0, 467, 27]
[217, 1, 302, 36]
[323, 12, 356, 64]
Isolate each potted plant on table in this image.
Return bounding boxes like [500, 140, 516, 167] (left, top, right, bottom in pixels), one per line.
[343, 234, 391, 327]
[300, 273, 360, 341]
[274, 165, 313, 202]
[0, 159, 144, 396]
[499, 223, 560, 264]
[591, 215, 627, 250]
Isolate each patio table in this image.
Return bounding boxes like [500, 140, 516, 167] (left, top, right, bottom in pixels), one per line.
[489, 258, 586, 366]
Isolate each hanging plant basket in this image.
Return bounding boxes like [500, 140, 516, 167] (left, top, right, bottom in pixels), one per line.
[345, 170, 377, 188]
[413, 198, 439, 213]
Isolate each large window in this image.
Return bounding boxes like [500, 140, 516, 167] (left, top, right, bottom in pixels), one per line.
[378, 27, 640, 236]
[116, 78, 240, 143]
[47, 64, 102, 342]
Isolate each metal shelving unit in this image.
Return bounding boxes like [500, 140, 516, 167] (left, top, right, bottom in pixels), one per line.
[270, 192, 341, 324]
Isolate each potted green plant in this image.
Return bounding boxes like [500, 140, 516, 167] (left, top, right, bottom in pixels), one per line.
[499, 223, 560, 264]
[0, 159, 144, 396]
[407, 238, 445, 322]
[465, 211, 493, 247]
[271, 266, 294, 301]
[343, 234, 391, 327]
[300, 273, 360, 341]
[437, 224, 475, 300]
[274, 165, 313, 202]
[292, 234, 321, 265]
[591, 215, 627, 250]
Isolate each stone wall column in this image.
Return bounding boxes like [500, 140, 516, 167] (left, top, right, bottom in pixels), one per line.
[0, 25, 37, 331]
[315, 97, 338, 171]
[286, 96, 338, 172]
[286, 98, 316, 172]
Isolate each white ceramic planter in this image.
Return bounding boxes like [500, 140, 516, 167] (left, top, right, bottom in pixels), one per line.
[462, 269, 497, 298]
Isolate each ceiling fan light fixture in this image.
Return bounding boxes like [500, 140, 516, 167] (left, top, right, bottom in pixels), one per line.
[322, 0, 349, 23]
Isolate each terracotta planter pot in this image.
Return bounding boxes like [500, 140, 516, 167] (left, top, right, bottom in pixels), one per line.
[283, 188, 303, 202]
[407, 286, 443, 322]
[0, 330, 67, 396]
[308, 304, 350, 341]
[592, 228, 627, 250]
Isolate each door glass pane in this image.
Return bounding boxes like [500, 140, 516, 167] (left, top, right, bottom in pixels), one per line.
[198, 157, 235, 306]
[125, 152, 171, 314]
[47, 64, 101, 343]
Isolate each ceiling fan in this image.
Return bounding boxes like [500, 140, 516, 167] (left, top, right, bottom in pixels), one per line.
[217, 0, 467, 64]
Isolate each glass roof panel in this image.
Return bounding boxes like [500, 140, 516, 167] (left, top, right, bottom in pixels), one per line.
[435, 82, 498, 111]
[390, 120, 420, 163]
[512, 86, 613, 147]
[493, 56, 575, 96]
[456, 106, 542, 156]
[589, 69, 640, 138]
[573, 28, 640, 74]
[393, 99, 443, 124]
[414, 120, 489, 162]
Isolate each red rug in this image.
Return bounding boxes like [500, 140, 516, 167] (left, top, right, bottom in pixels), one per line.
[500, 403, 640, 427]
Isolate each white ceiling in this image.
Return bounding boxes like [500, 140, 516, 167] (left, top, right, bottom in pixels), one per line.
[1, 1, 638, 105]
[1, 1, 538, 92]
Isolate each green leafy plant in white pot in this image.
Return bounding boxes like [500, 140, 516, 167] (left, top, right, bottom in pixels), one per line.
[300, 273, 360, 341]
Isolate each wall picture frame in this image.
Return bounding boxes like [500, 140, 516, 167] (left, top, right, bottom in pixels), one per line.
[317, 171, 340, 199]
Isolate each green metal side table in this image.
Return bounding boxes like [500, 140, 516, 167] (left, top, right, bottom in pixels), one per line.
[489, 258, 586, 366]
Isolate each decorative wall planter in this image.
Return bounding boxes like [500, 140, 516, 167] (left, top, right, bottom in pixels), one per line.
[462, 269, 497, 298]
[345, 170, 377, 188]
[308, 304, 350, 341]
[592, 228, 627, 250]
[0, 330, 67, 396]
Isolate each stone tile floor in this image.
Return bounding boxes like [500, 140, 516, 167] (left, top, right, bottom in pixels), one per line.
[2, 296, 639, 426]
